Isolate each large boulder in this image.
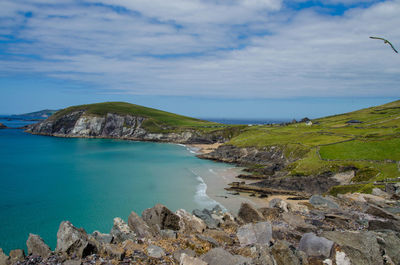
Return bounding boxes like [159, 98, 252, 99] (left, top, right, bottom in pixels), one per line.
[322, 231, 383, 265]
[237, 203, 265, 223]
[142, 204, 180, 233]
[128, 211, 154, 239]
[237, 222, 272, 246]
[268, 198, 289, 212]
[201, 248, 251, 265]
[56, 221, 97, 258]
[176, 209, 206, 234]
[110, 217, 136, 243]
[26, 234, 52, 258]
[299, 232, 333, 258]
[192, 209, 220, 229]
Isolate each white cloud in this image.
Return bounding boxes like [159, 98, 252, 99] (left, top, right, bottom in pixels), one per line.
[0, 0, 399, 98]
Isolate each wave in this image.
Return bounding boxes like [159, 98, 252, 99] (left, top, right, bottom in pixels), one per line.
[189, 169, 226, 211]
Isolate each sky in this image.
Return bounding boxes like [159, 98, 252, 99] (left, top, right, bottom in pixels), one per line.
[0, 0, 399, 119]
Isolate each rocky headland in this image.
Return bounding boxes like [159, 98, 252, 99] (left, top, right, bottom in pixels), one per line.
[0, 123, 7, 129]
[1, 188, 400, 265]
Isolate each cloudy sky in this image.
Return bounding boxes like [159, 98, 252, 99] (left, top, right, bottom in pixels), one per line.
[0, 0, 399, 118]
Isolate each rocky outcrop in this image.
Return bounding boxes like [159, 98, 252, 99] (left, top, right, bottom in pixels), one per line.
[26, 111, 229, 144]
[56, 221, 97, 258]
[26, 234, 52, 258]
[0, 123, 6, 129]
[3, 198, 400, 265]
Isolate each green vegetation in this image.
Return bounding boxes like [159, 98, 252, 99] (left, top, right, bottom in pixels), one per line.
[227, 100, 400, 195]
[51, 102, 239, 133]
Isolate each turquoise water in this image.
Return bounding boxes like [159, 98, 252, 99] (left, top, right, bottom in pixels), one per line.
[0, 126, 233, 253]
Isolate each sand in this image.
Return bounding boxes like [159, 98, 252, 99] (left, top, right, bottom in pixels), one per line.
[188, 143, 222, 154]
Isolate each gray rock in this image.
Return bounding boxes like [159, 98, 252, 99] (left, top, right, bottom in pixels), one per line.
[110, 217, 136, 243]
[160, 229, 177, 239]
[147, 245, 165, 259]
[128, 211, 154, 239]
[196, 234, 220, 247]
[252, 245, 276, 265]
[0, 249, 9, 265]
[192, 209, 220, 229]
[56, 221, 97, 258]
[309, 195, 339, 209]
[180, 253, 207, 265]
[322, 231, 383, 265]
[269, 198, 289, 212]
[201, 248, 251, 265]
[282, 212, 316, 233]
[271, 241, 300, 265]
[26, 233, 52, 258]
[373, 231, 400, 264]
[142, 204, 180, 232]
[238, 203, 265, 223]
[104, 244, 125, 260]
[299, 232, 334, 258]
[8, 249, 25, 264]
[176, 209, 206, 234]
[366, 205, 400, 221]
[368, 219, 400, 232]
[237, 222, 272, 246]
[173, 248, 196, 263]
[91, 231, 112, 244]
[372, 188, 390, 198]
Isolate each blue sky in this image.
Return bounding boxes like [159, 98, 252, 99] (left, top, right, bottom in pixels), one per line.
[0, 0, 399, 118]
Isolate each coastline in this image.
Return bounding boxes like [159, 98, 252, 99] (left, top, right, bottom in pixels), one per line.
[187, 143, 271, 213]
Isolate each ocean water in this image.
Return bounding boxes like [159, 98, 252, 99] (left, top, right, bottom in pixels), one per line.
[0, 120, 235, 253]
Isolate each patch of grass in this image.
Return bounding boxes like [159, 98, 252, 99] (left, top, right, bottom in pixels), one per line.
[328, 183, 375, 196]
[319, 138, 400, 161]
[351, 167, 379, 182]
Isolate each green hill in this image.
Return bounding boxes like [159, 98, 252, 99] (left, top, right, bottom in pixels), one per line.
[50, 102, 223, 133]
[227, 100, 400, 195]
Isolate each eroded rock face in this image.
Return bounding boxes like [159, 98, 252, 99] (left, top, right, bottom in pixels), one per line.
[142, 204, 180, 233]
[56, 221, 97, 258]
[8, 249, 25, 264]
[26, 234, 52, 258]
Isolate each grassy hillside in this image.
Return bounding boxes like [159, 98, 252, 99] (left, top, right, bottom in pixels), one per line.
[50, 102, 235, 133]
[227, 100, 400, 194]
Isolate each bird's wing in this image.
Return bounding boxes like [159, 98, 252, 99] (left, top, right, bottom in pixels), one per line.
[386, 41, 399, 53]
[370, 36, 386, 41]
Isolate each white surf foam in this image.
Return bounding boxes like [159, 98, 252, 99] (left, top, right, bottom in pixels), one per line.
[189, 169, 226, 211]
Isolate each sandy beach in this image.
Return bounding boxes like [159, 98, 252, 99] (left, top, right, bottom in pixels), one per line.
[188, 143, 222, 154]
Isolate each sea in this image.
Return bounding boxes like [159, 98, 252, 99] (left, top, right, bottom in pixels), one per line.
[0, 117, 239, 254]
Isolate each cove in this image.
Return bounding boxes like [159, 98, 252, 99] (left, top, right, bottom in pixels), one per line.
[0, 128, 235, 253]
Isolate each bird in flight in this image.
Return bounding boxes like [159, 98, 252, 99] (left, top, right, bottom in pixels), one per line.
[370, 36, 398, 53]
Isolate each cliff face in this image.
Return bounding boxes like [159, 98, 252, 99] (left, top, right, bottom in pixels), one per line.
[27, 111, 226, 144]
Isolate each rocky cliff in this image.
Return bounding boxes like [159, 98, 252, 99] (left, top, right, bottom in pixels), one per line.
[27, 111, 227, 144]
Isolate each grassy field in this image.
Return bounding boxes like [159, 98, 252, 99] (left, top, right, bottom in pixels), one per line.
[227, 99, 400, 195]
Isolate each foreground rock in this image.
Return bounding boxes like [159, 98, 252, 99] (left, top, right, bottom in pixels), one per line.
[3, 198, 400, 265]
[26, 234, 52, 258]
[56, 221, 97, 258]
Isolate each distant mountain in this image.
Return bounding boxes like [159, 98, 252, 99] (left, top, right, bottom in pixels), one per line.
[12, 109, 58, 118]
